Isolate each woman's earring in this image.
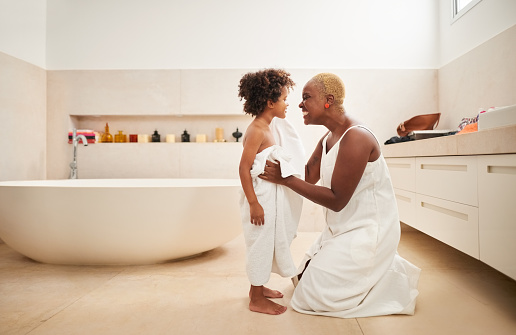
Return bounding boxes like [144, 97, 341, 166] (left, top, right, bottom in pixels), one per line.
[324, 103, 330, 109]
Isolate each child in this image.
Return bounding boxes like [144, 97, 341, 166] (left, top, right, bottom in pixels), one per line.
[237, 69, 305, 315]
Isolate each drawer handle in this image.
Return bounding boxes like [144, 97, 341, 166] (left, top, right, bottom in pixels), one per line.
[420, 164, 467, 172]
[395, 194, 412, 203]
[388, 163, 411, 169]
[420, 201, 468, 221]
[487, 165, 516, 175]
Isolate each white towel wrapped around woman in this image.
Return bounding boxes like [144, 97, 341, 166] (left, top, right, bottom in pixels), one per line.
[240, 118, 305, 286]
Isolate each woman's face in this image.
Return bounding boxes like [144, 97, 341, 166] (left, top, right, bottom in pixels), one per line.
[299, 80, 324, 125]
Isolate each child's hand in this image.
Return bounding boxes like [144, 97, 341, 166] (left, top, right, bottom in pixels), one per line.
[250, 202, 265, 226]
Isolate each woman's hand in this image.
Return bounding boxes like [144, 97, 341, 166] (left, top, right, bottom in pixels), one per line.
[259, 160, 288, 185]
[250, 202, 265, 225]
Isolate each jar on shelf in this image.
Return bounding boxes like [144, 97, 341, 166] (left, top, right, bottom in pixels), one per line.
[181, 130, 190, 142]
[152, 130, 161, 142]
[115, 130, 127, 143]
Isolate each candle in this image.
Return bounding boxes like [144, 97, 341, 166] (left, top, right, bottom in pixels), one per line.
[165, 134, 175, 143]
[138, 134, 150, 143]
[196, 134, 207, 143]
[215, 128, 224, 141]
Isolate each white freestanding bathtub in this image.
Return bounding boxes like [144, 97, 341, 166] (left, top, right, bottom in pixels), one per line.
[0, 179, 242, 265]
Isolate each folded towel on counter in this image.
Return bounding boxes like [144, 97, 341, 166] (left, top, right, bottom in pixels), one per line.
[68, 138, 96, 144]
[68, 130, 97, 144]
[68, 129, 95, 135]
[240, 118, 305, 286]
[457, 122, 478, 134]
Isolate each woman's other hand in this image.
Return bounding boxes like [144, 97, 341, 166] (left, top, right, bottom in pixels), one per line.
[259, 160, 288, 185]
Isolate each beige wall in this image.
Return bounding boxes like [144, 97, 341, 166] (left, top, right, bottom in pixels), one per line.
[438, 24, 516, 130]
[45, 68, 438, 178]
[46, 0, 439, 70]
[0, 51, 46, 182]
[45, 68, 437, 232]
[0, 0, 46, 68]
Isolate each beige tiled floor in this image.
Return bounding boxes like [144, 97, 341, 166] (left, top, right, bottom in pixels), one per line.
[1, 224, 515, 335]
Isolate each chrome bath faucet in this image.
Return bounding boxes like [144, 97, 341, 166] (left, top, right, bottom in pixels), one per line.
[69, 128, 88, 179]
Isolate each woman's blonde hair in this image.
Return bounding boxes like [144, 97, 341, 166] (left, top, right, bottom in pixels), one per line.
[311, 73, 345, 109]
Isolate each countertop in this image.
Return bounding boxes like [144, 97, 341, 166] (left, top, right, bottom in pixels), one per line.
[382, 124, 516, 158]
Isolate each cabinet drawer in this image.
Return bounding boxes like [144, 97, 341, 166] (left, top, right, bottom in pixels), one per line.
[415, 194, 479, 259]
[393, 188, 416, 228]
[478, 154, 516, 280]
[416, 156, 478, 206]
[386, 157, 416, 192]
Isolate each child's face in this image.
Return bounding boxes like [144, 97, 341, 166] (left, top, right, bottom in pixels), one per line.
[273, 86, 289, 119]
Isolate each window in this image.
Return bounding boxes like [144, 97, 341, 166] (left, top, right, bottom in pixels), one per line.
[452, 0, 483, 22]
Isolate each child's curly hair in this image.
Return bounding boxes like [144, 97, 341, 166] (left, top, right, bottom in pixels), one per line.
[238, 69, 295, 116]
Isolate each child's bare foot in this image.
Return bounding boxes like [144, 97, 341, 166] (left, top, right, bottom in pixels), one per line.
[249, 296, 287, 315]
[263, 286, 283, 298]
[249, 286, 283, 299]
[248, 285, 286, 315]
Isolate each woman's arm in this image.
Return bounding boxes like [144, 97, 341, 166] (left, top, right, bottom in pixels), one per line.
[261, 128, 374, 212]
[304, 134, 326, 184]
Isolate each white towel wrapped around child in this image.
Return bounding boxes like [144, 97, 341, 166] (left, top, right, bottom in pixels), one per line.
[240, 118, 305, 286]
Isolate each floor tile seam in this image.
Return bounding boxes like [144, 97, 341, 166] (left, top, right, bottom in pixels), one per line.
[125, 272, 248, 278]
[105, 272, 250, 281]
[115, 263, 247, 274]
[354, 318, 366, 335]
[428, 267, 499, 273]
[24, 291, 96, 335]
[437, 270, 497, 307]
[22, 271, 128, 334]
[420, 268, 500, 278]
[42, 270, 129, 314]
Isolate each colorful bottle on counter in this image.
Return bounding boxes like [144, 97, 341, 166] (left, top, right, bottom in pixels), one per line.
[101, 123, 113, 143]
[181, 129, 190, 142]
[115, 130, 127, 143]
[152, 130, 161, 142]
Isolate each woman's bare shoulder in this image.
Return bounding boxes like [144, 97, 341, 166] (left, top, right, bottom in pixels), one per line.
[341, 126, 380, 161]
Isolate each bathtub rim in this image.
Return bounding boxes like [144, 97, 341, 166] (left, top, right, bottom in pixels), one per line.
[0, 178, 241, 188]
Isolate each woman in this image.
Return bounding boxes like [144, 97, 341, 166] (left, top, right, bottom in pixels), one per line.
[260, 73, 421, 318]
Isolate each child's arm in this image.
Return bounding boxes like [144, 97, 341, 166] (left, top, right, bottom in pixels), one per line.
[239, 125, 265, 226]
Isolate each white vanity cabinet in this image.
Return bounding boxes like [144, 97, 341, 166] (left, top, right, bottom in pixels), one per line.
[478, 154, 516, 279]
[415, 193, 479, 258]
[384, 126, 516, 280]
[415, 156, 478, 207]
[386, 158, 416, 227]
[394, 188, 416, 229]
[386, 157, 416, 192]
[387, 156, 480, 259]
[415, 156, 479, 258]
